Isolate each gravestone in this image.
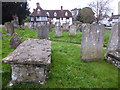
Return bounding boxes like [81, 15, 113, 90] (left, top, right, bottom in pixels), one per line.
[77, 24, 82, 32]
[37, 25, 49, 39]
[5, 22, 14, 36]
[62, 24, 69, 31]
[55, 23, 62, 37]
[11, 20, 19, 29]
[106, 23, 120, 69]
[47, 24, 53, 32]
[10, 33, 22, 49]
[81, 23, 105, 61]
[2, 39, 51, 86]
[69, 25, 77, 36]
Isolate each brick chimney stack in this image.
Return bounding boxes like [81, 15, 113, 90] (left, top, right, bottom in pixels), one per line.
[61, 6, 63, 10]
[112, 12, 114, 16]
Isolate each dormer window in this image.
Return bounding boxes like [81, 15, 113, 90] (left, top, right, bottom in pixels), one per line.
[47, 12, 49, 16]
[37, 9, 41, 14]
[65, 12, 68, 16]
[54, 12, 57, 16]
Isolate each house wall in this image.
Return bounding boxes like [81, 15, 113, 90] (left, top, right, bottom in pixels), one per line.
[36, 17, 48, 22]
[30, 17, 72, 25]
[30, 17, 34, 22]
[52, 17, 72, 25]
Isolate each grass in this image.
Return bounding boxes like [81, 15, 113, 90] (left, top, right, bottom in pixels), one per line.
[1, 27, 119, 88]
[49, 29, 82, 44]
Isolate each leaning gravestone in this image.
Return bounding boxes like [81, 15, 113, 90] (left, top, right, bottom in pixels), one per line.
[10, 33, 22, 49]
[2, 39, 51, 86]
[37, 25, 49, 39]
[55, 23, 62, 37]
[106, 22, 120, 69]
[69, 25, 77, 36]
[81, 23, 105, 61]
[5, 22, 14, 36]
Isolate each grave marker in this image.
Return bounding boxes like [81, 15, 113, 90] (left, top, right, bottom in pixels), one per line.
[81, 23, 105, 61]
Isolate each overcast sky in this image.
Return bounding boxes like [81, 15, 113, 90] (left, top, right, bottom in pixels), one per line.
[27, 0, 119, 15]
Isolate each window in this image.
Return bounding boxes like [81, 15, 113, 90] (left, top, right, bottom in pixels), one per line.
[47, 12, 49, 16]
[65, 12, 68, 16]
[54, 12, 57, 16]
[37, 9, 41, 14]
[66, 17, 69, 19]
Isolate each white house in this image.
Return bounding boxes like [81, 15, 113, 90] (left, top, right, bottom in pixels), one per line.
[30, 3, 73, 25]
[108, 13, 120, 26]
[99, 15, 110, 26]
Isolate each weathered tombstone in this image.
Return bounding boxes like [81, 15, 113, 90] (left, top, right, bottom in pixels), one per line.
[37, 25, 49, 39]
[62, 24, 69, 31]
[69, 25, 77, 36]
[10, 33, 22, 49]
[47, 24, 53, 32]
[2, 39, 51, 86]
[81, 23, 105, 61]
[106, 22, 120, 69]
[107, 23, 119, 53]
[54, 23, 62, 37]
[5, 22, 14, 36]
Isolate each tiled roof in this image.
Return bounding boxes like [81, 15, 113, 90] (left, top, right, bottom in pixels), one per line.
[108, 15, 120, 21]
[30, 5, 72, 18]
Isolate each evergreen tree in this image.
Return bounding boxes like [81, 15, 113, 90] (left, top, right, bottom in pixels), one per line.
[2, 2, 30, 25]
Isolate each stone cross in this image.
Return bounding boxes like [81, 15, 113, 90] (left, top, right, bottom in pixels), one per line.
[37, 25, 49, 39]
[5, 22, 14, 36]
[54, 23, 62, 37]
[69, 25, 77, 36]
[81, 23, 105, 61]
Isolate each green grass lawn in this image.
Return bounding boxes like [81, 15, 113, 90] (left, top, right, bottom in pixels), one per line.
[1, 27, 119, 88]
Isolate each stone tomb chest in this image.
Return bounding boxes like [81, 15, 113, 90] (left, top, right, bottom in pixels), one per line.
[2, 39, 51, 86]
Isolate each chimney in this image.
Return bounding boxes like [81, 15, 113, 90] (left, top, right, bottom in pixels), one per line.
[112, 12, 114, 16]
[33, 9, 36, 12]
[61, 6, 63, 10]
[36, 3, 40, 7]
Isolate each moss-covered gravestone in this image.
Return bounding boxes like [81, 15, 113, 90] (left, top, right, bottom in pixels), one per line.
[81, 23, 105, 61]
[2, 39, 51, 86]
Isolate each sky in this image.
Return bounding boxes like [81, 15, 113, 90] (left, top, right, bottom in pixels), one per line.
[27, 0, 119, 15]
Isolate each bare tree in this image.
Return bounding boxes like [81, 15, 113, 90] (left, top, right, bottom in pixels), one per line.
[89, 0, 112, 23]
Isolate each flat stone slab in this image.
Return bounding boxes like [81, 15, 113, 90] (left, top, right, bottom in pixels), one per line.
[2, 39, 51, 65]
